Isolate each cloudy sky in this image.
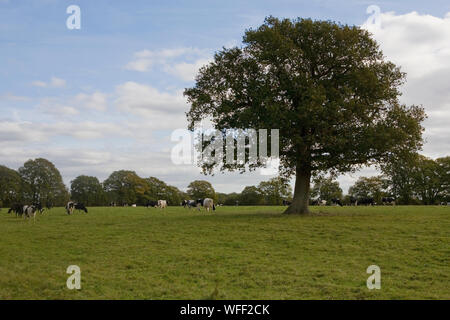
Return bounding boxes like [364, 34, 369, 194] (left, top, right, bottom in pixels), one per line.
[1, 0, 449, 193]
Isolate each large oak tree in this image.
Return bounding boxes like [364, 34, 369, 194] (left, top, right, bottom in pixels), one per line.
[184, 17, 425, 214]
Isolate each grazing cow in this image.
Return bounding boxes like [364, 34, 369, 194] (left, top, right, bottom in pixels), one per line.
[319, 199, 327, 206]
[182, 200, 197, 209]
[33, 202, 44, 214]
[202, 198, 215, 211]
[349, 197, 358, 206]
[358, 197, 375, 206]
[66, 201, 75, 215]
[146, 200, 158, 208]
[282, 200, 292, 206]
[23, 205, 37, 220]
[382, 197, 396, 205]
[131, 204, 137, 207]
[158, 200, 167, 209]
[8, 203, 24, 217]
[66, 202, 87, 214]
[331, 198, 343, 206]
[74, 203, 88, 213]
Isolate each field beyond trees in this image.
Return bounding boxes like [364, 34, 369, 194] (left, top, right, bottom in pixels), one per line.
[0, 206, 448, 299]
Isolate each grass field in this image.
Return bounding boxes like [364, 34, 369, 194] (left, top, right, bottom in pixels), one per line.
[0, 205, 448, 300]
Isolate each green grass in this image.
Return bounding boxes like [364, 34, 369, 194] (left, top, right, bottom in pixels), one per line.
[0, 205, 449, 299]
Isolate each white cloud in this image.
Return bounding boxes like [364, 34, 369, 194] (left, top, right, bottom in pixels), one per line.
[125, 47, 210, 81]
[164, 58, 211, 82]
[38, 97, 79, 117]
[115, 81, 188, 128]
[75, 91, 107, 111]
[361, 11, 450, 159]
[0, 93, 30, 101]
[32, 76, 66, 88]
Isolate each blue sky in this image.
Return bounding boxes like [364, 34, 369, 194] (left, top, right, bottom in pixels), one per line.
[1, 0, 449, 193]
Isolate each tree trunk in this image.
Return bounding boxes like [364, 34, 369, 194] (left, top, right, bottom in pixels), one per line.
[284, 167, 311, 215]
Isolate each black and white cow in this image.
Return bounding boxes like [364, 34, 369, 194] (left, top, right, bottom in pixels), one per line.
[182, 200, 197, 209]
[358, 197, 375, 206]
[66, 201, 88, 214]
[331, 198, 343, 206]
[381, 197, 396, 205]
[349, 197, 358, 206]
[23, 205, 37, 220]
[8, 203, 24, 217]
[33, 202, 44, 214]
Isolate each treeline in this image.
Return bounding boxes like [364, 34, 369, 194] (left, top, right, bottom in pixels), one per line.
[0, 158, 293, 207]
[312, 154, 449, 205]
[1, 154, 448, 207]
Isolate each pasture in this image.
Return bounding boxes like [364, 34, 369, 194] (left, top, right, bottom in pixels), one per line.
[0, 205, 448, 299]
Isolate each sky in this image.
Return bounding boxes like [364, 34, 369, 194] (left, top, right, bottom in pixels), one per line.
[1, 0, 449, 193]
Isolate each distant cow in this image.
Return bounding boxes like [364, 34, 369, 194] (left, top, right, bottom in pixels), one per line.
[33, 202, 44, 214]
[382, 197, 395, 205]
[66, 202, 74, 215]
[158, 200, 167, 209]
[182, 200, 197, 209]
[8, 203, 24, 217]
[349, 197, 358, 206]
[74, 203, 88, 213]
[358, 197, 375, 206]
[66, 202, 88, 214]
[202, 198, 215, 212]
[282, 200, 292, 206]
[331, 198, 343, 206]
[23, 205, 37, 220]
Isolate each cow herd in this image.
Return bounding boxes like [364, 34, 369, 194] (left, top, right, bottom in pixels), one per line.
[7, 202, 47, 220]
[181, 198, 216, 211]
[5, 195, 396, 221]
[304, 197, 396, 206]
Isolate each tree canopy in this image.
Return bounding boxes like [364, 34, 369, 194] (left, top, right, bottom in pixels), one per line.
[187, 180, 216, 201]
[0, 165, 22, 207]
[185, 17, 425, 214]
[18, 158, 68, 206]
[70, 175, 105, 206]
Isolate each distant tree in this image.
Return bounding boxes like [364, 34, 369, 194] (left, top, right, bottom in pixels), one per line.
[18, 158, 69, 206]
[349, 176, 386, 203]
[239, 186, 265, 205]
[411, 156, 446, 205]
[436, 156, 450, 203]
[165, 185, 183, 206]
[103, 170, 148, 205]
[0, 165, 22, 207]
[70, 175, 105, 206]
[187, 180, 216, 201]
[216, 192, 229, 205]
[310, 176, 343, 202]
[144, 177, 183, 205]
[223, 192, 240, 206]
[381, 151, 419, 204]
[258, 177, 292, 205]
[185, 17, 425, 214]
